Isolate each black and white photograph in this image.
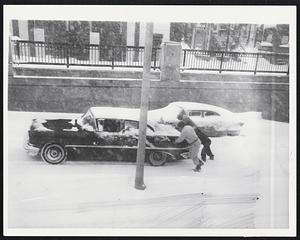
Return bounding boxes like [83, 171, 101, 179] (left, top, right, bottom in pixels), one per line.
[3, 5, 296, 237]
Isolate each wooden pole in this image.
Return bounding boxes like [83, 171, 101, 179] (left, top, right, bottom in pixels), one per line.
[135, 22, 154, 190]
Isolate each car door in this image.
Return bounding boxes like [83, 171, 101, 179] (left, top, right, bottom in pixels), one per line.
[202, 110, 224, 130]
[95, 118, 138, 161]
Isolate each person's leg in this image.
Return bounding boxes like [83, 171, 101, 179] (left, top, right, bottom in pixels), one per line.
[190, 144, 199, 166]
[201, 144, 208, 161]
[190, 141, 202, 171]
[205, 142, 214, 160]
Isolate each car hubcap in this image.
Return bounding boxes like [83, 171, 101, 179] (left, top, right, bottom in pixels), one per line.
[153, 152, 163, 161]
[43, 144, 65, 164]
[47, 147, 62, 161]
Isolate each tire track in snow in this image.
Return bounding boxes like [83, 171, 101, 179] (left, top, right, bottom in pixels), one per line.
[21, 192, 258, 214]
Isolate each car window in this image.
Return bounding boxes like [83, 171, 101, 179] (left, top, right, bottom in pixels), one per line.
[189, 110, 203, 117]
[102, 119, 124, 132]
[204, 111, 220, 117]
[124, 120, 139, 129]
[97, 119, 104, 131]
[79, 110, 95, 131]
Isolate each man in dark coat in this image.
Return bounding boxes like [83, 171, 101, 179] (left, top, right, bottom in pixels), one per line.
[177, 110, 214, 161]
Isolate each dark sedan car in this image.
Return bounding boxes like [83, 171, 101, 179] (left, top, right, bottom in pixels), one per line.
[25, 107, 189, 166]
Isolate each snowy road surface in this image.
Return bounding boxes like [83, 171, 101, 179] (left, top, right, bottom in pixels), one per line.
[5, 111, 289, 229]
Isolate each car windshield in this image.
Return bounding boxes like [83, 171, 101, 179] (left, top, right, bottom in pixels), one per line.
[77, 110, 95, 131]
[96, 118, 155, 135]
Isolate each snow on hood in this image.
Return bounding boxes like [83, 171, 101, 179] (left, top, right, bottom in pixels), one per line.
[153, 123, 180, 137]
[63, 127, 79, 131]
[34, 118, 47, 124]
[31, 120, 54, 132]
[97, 123, 179, 138]
[148, 105, 182, 123]
[30, 118, 78, 132]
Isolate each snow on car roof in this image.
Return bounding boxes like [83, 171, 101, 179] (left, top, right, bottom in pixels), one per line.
[89, 107, 158, 129]
[169, 102, 233, 115]
[89, 107, 141, 121]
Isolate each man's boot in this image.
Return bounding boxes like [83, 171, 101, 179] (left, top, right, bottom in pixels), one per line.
[193, 163, 201, 172]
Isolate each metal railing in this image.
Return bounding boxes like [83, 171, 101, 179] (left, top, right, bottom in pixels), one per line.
[182, 49, 289, 75]
[11, 40, 289, 75]
[11, 40, 160, 70]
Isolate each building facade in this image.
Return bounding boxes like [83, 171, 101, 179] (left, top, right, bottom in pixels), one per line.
[9, 20, 289, 54]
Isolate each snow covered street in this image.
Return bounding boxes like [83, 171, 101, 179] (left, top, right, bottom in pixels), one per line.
[5, 111, 289, 232]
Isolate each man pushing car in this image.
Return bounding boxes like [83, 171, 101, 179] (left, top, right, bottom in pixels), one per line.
[177, 110, 215, 162]
[175, 121, 203, 172]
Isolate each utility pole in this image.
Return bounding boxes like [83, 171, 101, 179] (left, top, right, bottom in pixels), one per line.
[135, 22, 154, 190]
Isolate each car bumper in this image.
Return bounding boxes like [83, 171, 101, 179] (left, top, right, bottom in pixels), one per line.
[24, 142, 40, 156]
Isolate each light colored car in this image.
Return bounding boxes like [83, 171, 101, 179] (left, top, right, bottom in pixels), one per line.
[148, 102, 245, 137]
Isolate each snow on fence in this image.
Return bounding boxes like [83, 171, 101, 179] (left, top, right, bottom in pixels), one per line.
[11, 40, 289, 75]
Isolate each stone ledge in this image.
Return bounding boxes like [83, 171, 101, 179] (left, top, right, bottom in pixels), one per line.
[13, 66, 289, 84]
[9, 75, 289, 91]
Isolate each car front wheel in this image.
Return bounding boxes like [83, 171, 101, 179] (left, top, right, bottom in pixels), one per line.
[41, 143, 67, 164]
[148, 151, 167, 166]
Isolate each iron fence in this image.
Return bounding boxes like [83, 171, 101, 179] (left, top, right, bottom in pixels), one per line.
[11, 40, 289, 75]
[11, 40, 160, 70]
[182, 49, 289, 75]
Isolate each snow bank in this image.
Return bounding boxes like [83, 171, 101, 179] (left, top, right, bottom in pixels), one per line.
[234, 111, 262, 122]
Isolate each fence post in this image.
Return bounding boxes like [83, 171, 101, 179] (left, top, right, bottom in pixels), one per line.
[16, 41, 20, 62]
[111, 47, 115, 70]
[153, 48, 157, 70]
[254, 53, 259, 75]
[182, 50, 187, 69]
[219, 52, 224, 73]
[66, 46, 70, 68]
[9, 38, 14, 63]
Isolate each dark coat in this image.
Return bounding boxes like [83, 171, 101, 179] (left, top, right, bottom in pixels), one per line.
[195, 128, 211, 145]
[181, 115, 211, 145]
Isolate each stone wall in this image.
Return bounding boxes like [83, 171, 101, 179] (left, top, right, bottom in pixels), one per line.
[8, 67, 289, 122]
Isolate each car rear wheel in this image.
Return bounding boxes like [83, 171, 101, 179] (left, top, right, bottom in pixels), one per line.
[41, 143, 67, 164]
[148, 151, 167, 166]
